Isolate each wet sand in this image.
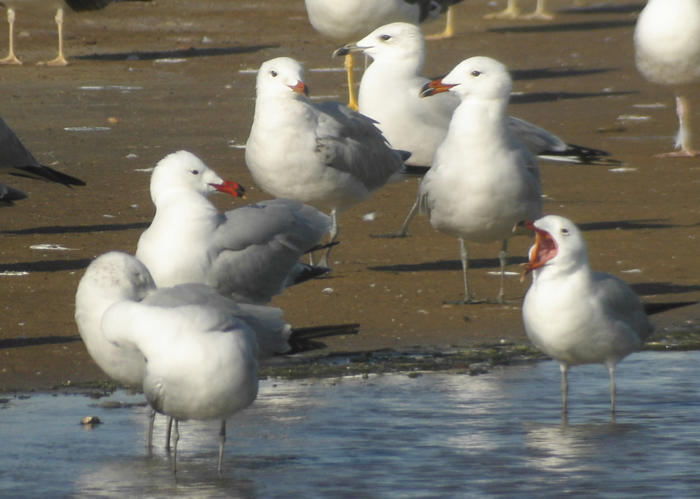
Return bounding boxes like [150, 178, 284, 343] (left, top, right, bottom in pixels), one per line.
[1, 0, 699, 391]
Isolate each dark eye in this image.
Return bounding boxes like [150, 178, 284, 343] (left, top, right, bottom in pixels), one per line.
[190, 170, 199, 175]
[380, 34, 391, 41]
[471, 70, 482, 77]
[561, 227, 570, 236]
[270, 70, 278, 77]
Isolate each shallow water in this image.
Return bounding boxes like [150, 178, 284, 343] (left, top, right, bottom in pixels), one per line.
[2, 351, 700, 498]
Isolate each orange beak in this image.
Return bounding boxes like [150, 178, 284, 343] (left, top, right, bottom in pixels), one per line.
[419, 78, 457, 98]
[289, 80, 310, 97]
[520, 221, 557, 281]
[210, 180, 246, 198]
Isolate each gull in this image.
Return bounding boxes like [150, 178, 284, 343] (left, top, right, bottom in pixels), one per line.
[245, 57, 405, 266]
[335, 22, 613, 238]
[98, 274, 259, 474]
[1, 114, 85, 187]
[1, 0, 153, 66]
[418, 56, 542, 304]
[136, 150, 332, 304]
[304, 0, 442, 109]
[76, 251, 356, 459]
[521, 215, 654, 414]
[634, 0, 700, 157]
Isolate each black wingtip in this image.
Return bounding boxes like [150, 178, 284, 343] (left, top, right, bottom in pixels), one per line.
[287, 323, 361, 353]
[644, 301, 698, 316]
[11, 165, 86, 187]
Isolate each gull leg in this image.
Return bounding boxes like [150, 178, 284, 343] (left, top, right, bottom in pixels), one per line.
[38, 8, 69, 66]
[146, 406, 155, 452]
[319, 209, 338, 267]
[218, 420, 226, 475]
[521, 0, 555, 20]
[445, 238, 485, 304]
[608, 365, 617, 414]
[484, 0, 521, 20]
[560, 364, 569, 414]
[345, 54, 359, 111]
[371, 179, 421, 238]
[656, 94, 700, 157]
[0, 9, 22, 65]
[172, 419, 179, 474]
[425, 5, 456, 40]
[495, 239, 508, 304]
[165, 416, 173, 451]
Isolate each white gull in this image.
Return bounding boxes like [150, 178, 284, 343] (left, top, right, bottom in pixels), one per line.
[634, 0, 700, 156]
[245, 57, 405, 266]
[136, 150, 331, 304]
[521, 215, 654, 414]
[418, 56, 542, 304]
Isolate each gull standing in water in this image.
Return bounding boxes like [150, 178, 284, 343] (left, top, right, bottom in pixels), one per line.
[521, 215, 654, 414]
[634, 0, 700, 156]
[419, 56, 542, 304]
[0, 0, 152, 66]
[245, 57, 405, 266]
[136, 151, 332, 304]
[335, 22, 613, 237]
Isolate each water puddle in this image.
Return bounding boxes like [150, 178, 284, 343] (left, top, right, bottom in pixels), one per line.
[2, 351, 700, 498]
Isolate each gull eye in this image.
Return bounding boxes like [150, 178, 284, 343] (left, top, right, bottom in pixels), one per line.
[380, 34, 391, 41]
[190, 170, 199, 175]
[270, 70, 278, 77]
[561, 227, 570, 236]
[471, 70, 482, 77]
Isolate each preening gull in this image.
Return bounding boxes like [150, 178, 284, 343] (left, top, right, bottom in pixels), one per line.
[335, 22, 612, 237]
[245, 57, 405, 266]
[418, 56, 542, 304]
[521, 215, 654, 414]
[0, 0, 152, 66]
[634, 0, 700, 156]
[136, 150, 332, 304]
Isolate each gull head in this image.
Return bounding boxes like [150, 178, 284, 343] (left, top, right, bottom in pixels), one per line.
[150, 151, 245, 203]
[334, 23, 426, 66]
[422, 56, 513, 101]
[77, 251, 157, 306]
[256, 57, 309, 98]
[521, 215, 588, 280]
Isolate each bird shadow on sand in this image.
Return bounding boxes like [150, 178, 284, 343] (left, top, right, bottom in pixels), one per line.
[511, 90, 634, 105]
[559, 3, 645, 15]
[0, 259, 92, 273]
[73, 44, 277, 62]
[488, 19, 636, 35]
[511, 67, 614, 81]
[631, 282, 700, 297]
[0, 335, 82, 350]
[1, 222, 149, 236]
[577, 219, 679, 232]
[369, 256, 528, 273]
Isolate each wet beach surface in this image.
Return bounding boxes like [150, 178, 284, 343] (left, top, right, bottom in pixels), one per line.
[2, 351, 700, 498]
[1, 0, 699, 389]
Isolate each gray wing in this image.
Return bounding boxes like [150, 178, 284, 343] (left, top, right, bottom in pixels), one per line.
[314, 101, 405, 191]
[210, 199, 332, 304]
[591, 271, 655, 344]
[143, 283, 292, 359]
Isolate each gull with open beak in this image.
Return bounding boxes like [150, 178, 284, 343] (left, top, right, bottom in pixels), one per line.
[521, 215, 654, 414]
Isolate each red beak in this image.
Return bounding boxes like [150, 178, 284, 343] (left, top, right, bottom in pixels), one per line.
[210, 180, 246, 198]
[520, 221, 557, 280]
[419, 78, 457, 98]
[289, 80, 310, 97]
